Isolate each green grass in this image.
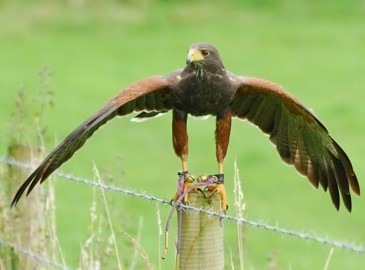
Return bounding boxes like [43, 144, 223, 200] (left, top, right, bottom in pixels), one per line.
[1, 1, 365, 269]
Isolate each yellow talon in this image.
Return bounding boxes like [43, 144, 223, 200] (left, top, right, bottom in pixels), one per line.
[172, 172, 195, 203]
[208, 183, 227, 213]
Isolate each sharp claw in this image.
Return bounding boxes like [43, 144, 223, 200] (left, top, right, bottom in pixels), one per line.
[196, 187, 207, 199]
[207, 174, 227, 213]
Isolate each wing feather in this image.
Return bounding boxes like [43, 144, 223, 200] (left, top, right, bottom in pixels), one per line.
[231, 76, 359, 211]
[12, 75, 173, 206]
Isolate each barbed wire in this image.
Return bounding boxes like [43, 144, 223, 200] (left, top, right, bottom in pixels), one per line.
[1, 157, 365, 255]
[0, 238, 71, 270]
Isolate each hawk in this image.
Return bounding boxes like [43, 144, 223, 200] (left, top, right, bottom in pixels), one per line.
[12, 43, 360, 212]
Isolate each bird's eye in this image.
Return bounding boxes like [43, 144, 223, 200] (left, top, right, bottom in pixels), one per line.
[201, 50, 210, 57]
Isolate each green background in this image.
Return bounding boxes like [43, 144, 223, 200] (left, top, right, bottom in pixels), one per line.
[1, 1, 365, 269]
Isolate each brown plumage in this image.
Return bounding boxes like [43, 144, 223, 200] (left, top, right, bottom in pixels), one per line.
[11, 42, 360, 212]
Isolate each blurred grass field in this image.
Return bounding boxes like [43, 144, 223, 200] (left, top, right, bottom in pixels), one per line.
[1, 0, 365, 269]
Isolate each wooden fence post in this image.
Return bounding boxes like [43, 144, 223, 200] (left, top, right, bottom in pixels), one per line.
[5, 144, 46, 270]
[178, 191, 224, 270]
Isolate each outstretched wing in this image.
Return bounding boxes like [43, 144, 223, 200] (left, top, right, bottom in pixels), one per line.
[230, 76, 360, 211]
[12, 75, 174, 206]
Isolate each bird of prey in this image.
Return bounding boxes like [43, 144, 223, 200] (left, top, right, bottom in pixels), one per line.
[11, 42, 359, 212]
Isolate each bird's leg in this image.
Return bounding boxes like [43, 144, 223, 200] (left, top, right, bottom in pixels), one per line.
[208, 111, 232, 213]
[171, 110, 196, 202]
[215, 111, 232, 172]
[172, 109, 188, 170]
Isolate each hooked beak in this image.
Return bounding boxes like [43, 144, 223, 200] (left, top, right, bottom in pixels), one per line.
[186, 49, 204, 65]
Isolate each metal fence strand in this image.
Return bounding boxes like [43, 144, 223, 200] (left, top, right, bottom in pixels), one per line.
[1, 157, 364, 255]
[0, 238, 71, 270]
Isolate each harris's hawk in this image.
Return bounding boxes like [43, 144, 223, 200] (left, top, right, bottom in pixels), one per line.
[11, 43, 359, 212]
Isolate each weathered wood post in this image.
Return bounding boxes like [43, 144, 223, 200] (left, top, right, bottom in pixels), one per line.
[5, 144, 46, 270]
[178, 191, 224, 270]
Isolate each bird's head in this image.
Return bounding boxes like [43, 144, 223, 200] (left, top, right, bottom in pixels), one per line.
[185, 43, 225, 72]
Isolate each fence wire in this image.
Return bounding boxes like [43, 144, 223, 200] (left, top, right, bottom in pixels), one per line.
[1, 157, 365, 259]
[0, 238, 71, 270]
